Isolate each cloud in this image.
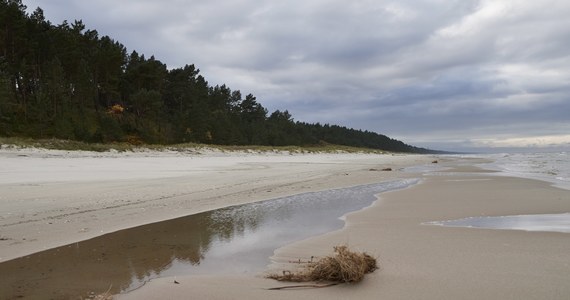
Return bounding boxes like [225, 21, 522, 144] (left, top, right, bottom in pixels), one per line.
[472, 134, 570, 149]
[24, 0, 570, 151]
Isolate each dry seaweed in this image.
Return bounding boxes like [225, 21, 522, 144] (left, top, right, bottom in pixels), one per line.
[268, 245, 378, 284]
[87, 285, 113, 300]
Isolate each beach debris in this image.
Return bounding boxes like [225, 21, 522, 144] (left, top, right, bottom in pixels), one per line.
[268, 283, 339, 290]
[174, 280, 180, 284]
[369, 168, 392, 171]
[91, 293, 113, 300]
[432, 160, 438, 164]
[267, 245, 378, 287]
[89, 285, 113, 300]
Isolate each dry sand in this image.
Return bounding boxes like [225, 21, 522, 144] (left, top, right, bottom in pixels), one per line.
[2, 148, 569, 299]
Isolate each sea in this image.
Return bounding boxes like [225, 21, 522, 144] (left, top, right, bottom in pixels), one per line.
[469, 152, 570, 190]
[427, 151, 570, 233]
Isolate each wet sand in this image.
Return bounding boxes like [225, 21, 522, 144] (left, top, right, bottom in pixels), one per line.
[118, 159, 570, 300]
[0, 180, 420, 299]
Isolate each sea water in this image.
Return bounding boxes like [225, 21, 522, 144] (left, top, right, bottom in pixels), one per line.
[427, 152, 570, 233]
[426, 214, 570, 233]
[478, 152, 570, 190]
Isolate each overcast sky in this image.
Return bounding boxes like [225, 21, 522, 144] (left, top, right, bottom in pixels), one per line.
[25, 0, 570, 152]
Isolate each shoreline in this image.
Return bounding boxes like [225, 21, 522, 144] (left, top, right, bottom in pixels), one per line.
[2, 149, 569, 299]
[0, 148, 433, 263]
[444, 152, 570, 191]
[119, 157, 570, 300]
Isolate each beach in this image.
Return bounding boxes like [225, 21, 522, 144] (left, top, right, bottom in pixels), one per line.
[117, 158, 570, 300]
[0, 148, 430, 263]
[1, 148, 569, 299]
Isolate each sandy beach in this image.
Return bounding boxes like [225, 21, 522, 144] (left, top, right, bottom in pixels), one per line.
[0, 148, 430, 263]
[2, 148, 569, 299]
[115, 159, 570, 300]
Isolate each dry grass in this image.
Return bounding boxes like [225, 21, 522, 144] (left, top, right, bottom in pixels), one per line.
[92, 292, 113, 300]
[0, 137, 388, 154]
[268, 246, 378, 283]
[83, 285, 113, 300]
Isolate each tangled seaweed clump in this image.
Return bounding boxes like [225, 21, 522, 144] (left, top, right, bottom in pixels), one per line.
[92, 293, 113, 300]
[268, 246, 378, 283]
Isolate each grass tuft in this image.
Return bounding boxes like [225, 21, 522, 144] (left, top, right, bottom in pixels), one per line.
[92, 292, 113, 300]
[268, 245, 378, 283]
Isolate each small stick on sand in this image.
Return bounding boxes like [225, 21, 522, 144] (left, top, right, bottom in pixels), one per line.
[268, 283, 339, 290]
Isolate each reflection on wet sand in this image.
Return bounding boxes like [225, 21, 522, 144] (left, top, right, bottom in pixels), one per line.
[426, 213, 570, 233]
[1, 211, 234, 299]
[0, 179, 418, 299]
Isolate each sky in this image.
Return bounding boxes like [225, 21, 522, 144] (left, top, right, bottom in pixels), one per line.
[24, 0, 570, 152]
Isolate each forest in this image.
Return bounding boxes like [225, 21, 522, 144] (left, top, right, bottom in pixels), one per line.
[0, 0, 434, 153]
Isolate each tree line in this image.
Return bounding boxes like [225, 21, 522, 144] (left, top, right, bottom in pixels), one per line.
[0, 1, 433, 153]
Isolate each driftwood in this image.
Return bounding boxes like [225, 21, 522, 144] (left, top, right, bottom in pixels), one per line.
[268, 283, 339, 290]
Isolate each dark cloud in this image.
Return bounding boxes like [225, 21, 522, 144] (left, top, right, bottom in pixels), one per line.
[25, 0, 570, 151]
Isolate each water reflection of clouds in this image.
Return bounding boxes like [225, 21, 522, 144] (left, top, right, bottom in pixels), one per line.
[426, 213, 570, 233]
[175, 179, 422, 275]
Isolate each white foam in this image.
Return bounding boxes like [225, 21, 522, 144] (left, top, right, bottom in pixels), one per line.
[469, 152, 570, 190]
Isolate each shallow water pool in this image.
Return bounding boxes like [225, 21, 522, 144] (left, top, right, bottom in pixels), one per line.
[0, 178, 419, 299]
[425, 213, 570, 233]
